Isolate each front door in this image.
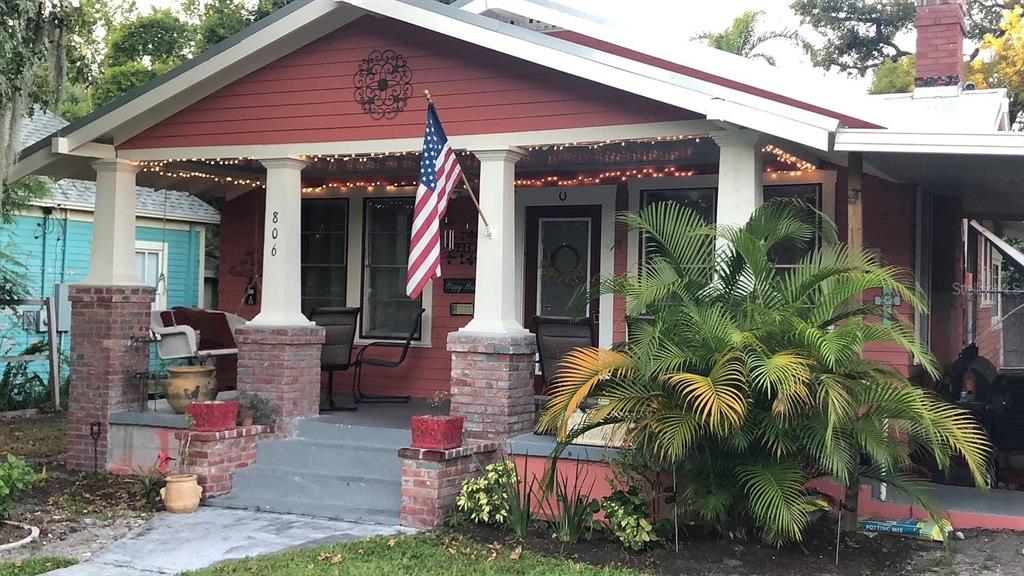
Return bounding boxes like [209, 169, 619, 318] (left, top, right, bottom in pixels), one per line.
[524, 205, 602, 392]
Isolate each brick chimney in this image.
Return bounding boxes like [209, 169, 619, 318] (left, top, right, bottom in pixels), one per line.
[914, 0, 966, 96]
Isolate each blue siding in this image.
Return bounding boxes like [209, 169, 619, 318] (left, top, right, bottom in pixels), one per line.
[1, 214, 204, 389]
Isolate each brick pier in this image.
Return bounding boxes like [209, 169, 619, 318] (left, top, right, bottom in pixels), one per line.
[399, 441, 502, 529]
[234, 325, 325, 433]
[176, 425, 271, 498]
[66, 285, 155, 471]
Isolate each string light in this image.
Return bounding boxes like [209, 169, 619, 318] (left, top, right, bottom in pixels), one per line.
[762, 144, 815, 171]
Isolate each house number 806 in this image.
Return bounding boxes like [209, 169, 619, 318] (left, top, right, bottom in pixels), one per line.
[270, 211, 279, 257]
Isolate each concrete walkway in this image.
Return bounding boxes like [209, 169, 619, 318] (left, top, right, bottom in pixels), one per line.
[46, 506, 413, 575]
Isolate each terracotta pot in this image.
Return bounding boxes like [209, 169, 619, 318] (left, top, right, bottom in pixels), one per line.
[188, 400, 239, 432]
[160, 473, 203, 513]
[411, 415, 465, 450]
[238, 410, 254, 427]
[164, 366, 217, 414]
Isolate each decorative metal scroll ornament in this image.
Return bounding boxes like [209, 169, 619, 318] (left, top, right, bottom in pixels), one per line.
[353, 49, 413, 120]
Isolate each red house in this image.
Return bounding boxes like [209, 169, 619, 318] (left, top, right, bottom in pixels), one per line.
[12, 0, 1024, 528]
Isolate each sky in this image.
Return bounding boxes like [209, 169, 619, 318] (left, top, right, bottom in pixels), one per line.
[132, 0, 921, 93]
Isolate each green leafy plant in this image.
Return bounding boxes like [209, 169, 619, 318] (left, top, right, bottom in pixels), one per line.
[503, 458, 537, 539]
[132, 452, 171, 506]
[239, 393, 277, 426]
[602, 486, 659, 551]
[0, 341, 49, 412]
[427, 390, 450, 416]
[540, 199, 991, 546]
[0, 454, 39, 518]
[542, 460, 600, 545]
[454, 460, 516, 525]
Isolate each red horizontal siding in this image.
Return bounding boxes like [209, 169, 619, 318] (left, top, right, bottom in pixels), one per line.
[122, 17, 695, 150]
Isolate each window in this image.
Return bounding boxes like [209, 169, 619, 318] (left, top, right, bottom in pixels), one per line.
[301, 198, 348, 316]
[764, 184, 822, 271]
[135, 241, 168, 310]
[362, 197, 421, 339]
[638, 188, 716, 267]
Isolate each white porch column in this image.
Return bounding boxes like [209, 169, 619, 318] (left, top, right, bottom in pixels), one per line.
[252, 157, 310, 326]
[84, 159, 142, 285]
[463, 147, 527, 333]
[712, 129, 764, 228]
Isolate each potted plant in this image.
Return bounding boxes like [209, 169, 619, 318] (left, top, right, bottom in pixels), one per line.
[188, 400, 239, 432]
[160, 432, 202, 514]
[411, 391, 464, 450]
[238, 393, 277, 427]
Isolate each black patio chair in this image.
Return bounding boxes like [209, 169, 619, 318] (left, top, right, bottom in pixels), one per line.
[352, 308, 426, 404]
[534, 316, 596, 390]
[311, 306, 361, 412]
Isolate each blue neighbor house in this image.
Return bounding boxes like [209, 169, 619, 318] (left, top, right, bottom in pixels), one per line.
[0, 111, 219, 407]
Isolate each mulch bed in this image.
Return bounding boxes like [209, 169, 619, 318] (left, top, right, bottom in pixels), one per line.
[453, 520, 935, 576]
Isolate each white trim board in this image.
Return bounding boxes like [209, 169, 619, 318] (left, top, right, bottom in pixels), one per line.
[515, 185, 616, 348]
[116, 121, 719, 162]
[835, 129, 1024, 156]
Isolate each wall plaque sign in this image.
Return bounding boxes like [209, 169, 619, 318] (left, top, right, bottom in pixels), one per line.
[443, 278, 476, 294]
[353, 49, 413, 120]
[450, 303, 475, 317]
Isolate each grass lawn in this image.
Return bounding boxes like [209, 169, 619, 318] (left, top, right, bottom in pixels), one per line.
[0, 557, 76, 576]
[184, 533, 645, 576]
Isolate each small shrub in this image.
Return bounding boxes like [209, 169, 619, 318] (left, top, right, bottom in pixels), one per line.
[132, 452, 172, 507]
[602, 486, 659, 551]
[454, 460, 516, 525]
[0, 454, 39, 518]
[542, 464, 600, 545]
[239, 393, 277, 426]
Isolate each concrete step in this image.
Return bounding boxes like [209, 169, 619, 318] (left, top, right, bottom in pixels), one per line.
[229, 465, 402, 513]
[296, 418, 412, 446]
[255, 439, 402, 480]
[206, 494, 400, 525]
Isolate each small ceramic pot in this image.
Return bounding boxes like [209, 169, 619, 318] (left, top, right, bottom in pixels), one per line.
[160, 473, 203, 513]
[411, 415, 465, 450]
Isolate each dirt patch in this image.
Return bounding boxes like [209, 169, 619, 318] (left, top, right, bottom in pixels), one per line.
[0, 413, 154, 563]
[454, 521, 1024, 575]
[0, 522, 33, 548]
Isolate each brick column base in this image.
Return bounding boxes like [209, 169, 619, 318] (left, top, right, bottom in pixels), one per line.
[67, 285, 155, 471]
[448, 331, 537, 441]
[399, 441, 502, 529]
[175, 425, 271, 497]
[235, 325, 324, 433]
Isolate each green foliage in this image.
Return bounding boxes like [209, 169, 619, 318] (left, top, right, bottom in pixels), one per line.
[542, 463, 600, 545]
[0, 341, 50, 412]
[791, 0, 914, 74]
[0, 453, 39, 518]
[92, 60, 177, 109]
[869, 55, 915, 95]
[0, 557, 77, 576]
[105, 9, 191, 68]
[503, 464, 537, 540]
[693, 10, 805, 66]
[190, 0, 250, 53]
[601, 487, 659, 551]
[182, 533, 644, 576]
[455, 460, 516, 525]
[540, 199, 992, 546]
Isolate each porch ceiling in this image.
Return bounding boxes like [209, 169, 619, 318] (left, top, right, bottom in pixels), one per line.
[129, 137, 818, 196]
[863, 152, 1024, 220]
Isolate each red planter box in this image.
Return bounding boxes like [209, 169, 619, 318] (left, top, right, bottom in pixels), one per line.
[188, 400, 239, 432]
[411, 415, 465, 450]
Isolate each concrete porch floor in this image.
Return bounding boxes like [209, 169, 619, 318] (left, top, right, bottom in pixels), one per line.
[313, 398, 430, 429]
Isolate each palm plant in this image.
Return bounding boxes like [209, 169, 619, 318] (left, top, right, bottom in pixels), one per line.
[539, 199, 991, 546]
[693, 10, 804, 66]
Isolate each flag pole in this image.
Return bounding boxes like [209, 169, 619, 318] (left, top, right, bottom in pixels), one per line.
[424, 89, 491, 236]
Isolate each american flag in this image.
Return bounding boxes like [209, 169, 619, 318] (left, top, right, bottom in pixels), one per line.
[406, 102, 463, 299]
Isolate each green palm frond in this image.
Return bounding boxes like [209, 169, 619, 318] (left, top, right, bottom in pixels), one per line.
[737, 462, 810, 545]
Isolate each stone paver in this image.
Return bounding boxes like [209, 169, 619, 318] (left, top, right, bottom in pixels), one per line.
[46, 506, 413, 575]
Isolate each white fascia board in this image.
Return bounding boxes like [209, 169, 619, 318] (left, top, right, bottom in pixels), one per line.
[469, 0, 889, 129]
[350, 0, 836, 150]
[66, 0, 353, 151]
[835, 129, 1024, 156]
[9, 149, 56, 182]
[117, 120, 720, 161]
